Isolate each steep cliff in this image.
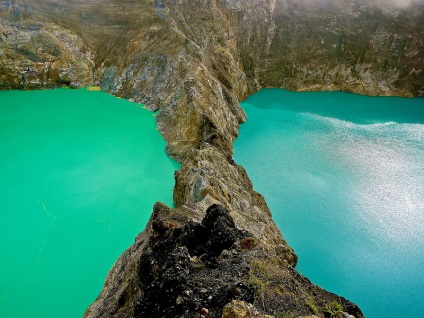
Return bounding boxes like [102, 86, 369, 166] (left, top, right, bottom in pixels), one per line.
[1, 0, 423, 317]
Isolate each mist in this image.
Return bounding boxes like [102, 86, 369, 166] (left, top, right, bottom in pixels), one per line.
[373, 0, 424, 8]
[299, 0, 424, 9]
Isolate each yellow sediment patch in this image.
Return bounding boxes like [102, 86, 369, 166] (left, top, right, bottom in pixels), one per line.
[87, 86, 101, 91]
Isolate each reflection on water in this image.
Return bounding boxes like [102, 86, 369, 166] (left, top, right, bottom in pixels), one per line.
[234, 89, 424, 318]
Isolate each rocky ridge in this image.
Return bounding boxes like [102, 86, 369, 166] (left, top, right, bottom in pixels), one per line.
[1, 0, 423, 317]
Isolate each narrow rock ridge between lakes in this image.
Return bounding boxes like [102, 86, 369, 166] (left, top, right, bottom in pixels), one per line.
[2, 1, 424, 317]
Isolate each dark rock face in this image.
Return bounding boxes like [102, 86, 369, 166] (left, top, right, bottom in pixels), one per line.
[2, 0, 422, 317]
[135, 204, 253, 318]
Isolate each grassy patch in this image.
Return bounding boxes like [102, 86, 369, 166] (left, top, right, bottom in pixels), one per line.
[323, 301, 344, 318]
[248, 259, 271, 308]
[306, 296, 318, 315]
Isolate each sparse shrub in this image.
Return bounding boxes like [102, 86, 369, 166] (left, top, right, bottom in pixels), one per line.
[323, 301, 344, 318]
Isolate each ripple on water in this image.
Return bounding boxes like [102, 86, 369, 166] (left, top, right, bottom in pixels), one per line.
[233, 89, 424, 318]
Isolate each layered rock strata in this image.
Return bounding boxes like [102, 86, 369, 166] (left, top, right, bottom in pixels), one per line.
[1, 0, 424, 317]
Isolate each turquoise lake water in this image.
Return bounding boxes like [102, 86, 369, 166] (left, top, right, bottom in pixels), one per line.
[0, 88, 179, 318]
[233, 89, 424, 318]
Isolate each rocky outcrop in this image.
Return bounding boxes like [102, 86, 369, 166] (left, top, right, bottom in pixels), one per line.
[84, 203, 363, 318]
[230, 0, 424, 97]
[135, 204, 252, 318]
[2, 0, 423, 98]
[222, 300, 273, 318]
[2, 0, 423, 317]
[0, 2, 101, 88]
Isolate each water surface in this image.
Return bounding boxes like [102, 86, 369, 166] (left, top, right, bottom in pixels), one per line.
[233, 89, 424, 318]
[0, 88, 179, 317]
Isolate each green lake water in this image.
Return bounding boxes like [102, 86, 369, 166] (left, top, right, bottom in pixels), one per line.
[0, 88, 179, 317]
[233, 89, 424, 318]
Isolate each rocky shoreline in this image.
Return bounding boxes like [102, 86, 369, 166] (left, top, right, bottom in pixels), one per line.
[1, 0, 423, 317]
